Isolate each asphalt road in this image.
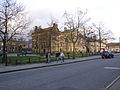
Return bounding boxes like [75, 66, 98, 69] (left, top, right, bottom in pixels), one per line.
[0, 55, 120, 90]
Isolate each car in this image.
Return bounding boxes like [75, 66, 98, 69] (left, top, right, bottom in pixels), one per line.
[21, 48, 32, 54]
[101, 51, 114, 59]
[108, 51, 114, 58]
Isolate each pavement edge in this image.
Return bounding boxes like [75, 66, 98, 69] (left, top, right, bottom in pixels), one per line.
[0, 57, 100, 74]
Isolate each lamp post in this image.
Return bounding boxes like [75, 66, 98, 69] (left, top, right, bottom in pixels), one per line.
[119, 37, 120, 52]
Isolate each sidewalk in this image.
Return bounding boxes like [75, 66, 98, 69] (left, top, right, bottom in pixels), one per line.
[0, 55, 101, 74]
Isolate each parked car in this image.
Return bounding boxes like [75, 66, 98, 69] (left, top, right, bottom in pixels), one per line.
[101, 51, 114, 59]
[21, 48, 32, 54]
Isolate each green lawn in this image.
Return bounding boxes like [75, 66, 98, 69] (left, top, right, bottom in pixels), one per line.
[0, 52, 95, 65]
[8, 56, 45, 64]
[7, 55, 61, 65]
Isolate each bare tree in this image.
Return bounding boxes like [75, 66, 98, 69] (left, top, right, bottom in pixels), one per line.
[62, 27, 71, 52]
[82, 25, 94, 53]
[0, 0, 28, 66]
[63, 9, 91, 59]
[92, 22, 114, 52]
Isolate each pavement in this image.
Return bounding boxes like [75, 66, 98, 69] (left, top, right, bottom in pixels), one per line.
[0, 55, 101, 74]
[0, 54, 120, 90]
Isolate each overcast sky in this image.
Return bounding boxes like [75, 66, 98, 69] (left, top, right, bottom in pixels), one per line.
[18, 0, 120, 42]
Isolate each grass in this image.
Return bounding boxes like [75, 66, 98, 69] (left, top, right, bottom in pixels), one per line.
[0, 52, 95, 65]
[7, 55, 62, 65]
[8, 56, 45, 64]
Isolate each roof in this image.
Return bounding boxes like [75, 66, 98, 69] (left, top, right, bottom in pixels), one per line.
[107, 43, 120, 46]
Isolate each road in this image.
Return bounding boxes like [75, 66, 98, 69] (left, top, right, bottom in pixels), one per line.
[0, 55, 120, 90]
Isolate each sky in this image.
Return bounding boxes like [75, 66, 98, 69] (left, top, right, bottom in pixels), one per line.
[18, 0, 120, 42]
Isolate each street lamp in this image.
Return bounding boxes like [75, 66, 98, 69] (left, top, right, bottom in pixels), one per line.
[119, 37, 120, 52]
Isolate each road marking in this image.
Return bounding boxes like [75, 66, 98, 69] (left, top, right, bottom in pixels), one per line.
[104, 67, 120, 70]
[103, 75, 120, 90]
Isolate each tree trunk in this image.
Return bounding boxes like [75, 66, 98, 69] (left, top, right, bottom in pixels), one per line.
[65, 42, 68, 52]
[99, 39, 102, 52]
[49, 29, 52, 53]
[72, 43, 75, 59]
[2, 39, 7, 66]
[86, 46, 89, 53]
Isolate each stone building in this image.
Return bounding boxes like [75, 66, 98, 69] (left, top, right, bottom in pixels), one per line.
[107, 43, 120, 52]
[0, 39, 29, 53]
[32, 23, 107, 54]
[32, 23, 60, 53]
[32, 23, 88, 54]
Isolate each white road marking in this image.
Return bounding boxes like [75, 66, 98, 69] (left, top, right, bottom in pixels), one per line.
[104, 67, 120, 70]
[103, 75, 120, 90]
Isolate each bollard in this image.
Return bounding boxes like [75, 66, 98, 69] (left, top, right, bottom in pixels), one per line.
[39, 57, 40, 62]
[67, 52, 70, 59]
[9, 58, 11, 64]
[16, 59, 18, 65]
[29, 58, 31, 63]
